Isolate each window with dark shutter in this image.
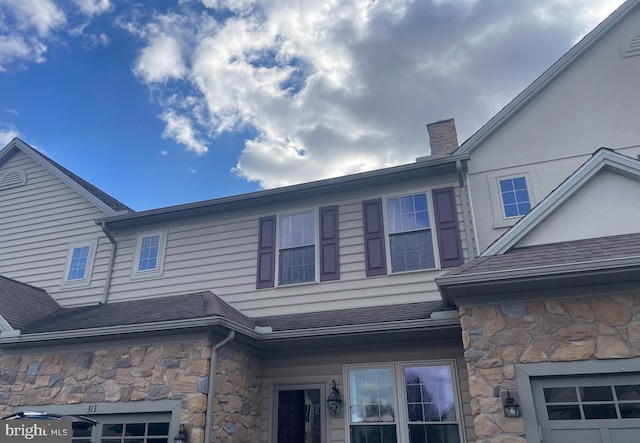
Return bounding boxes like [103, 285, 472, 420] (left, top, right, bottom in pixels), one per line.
[256, 215, 276, 288]
[432, 187, 464, 268]
[319, 205, 340, 281]
[362, 198, 388, 276]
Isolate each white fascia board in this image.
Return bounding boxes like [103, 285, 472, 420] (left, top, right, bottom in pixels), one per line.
[5, 139, 120, 216]
[455, 0, 640, 156]
[482, 149, 640, 256]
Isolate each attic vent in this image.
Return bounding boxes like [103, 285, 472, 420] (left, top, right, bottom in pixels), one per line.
[621, 33, 640, 58]
[0, 169, 27, 190]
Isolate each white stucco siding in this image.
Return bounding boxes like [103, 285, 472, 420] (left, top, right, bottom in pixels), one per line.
[105, 174, 469, 317]
[0, 150, 112, 306]
[467, 7, 640, 251]
[516, 170, 640, 247]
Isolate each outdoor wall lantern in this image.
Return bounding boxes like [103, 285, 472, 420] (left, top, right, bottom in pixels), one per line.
[327, 379, 343, 416]
[503, 391, 521, 418]
[174, 424, 189, 443]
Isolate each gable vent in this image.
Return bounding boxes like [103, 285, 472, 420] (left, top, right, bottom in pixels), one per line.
[0, 169, 27, 190]
[621, 33, 640, 58]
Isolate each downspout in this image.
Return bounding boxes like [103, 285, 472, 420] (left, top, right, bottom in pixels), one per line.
[99, 222, 117, 304]
[205, 330, 235, 443]
[457, 160, 477, 258]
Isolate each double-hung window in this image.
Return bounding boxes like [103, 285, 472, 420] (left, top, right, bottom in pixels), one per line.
[62, 240, 98, 288]
[132, 229, 168, 278]
[279, 211, 316, 285]
[387, 193, 436, 272]
[347, 362, 463, 443]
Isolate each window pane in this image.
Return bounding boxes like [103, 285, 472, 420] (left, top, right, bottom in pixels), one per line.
[387, 194, 430, 234]
[349, 368, 396, 425]
[390, 231, 434, 272]
[499, 177, 531, 217]
[616, 385, 640, 401]
[279, 245, 315, 285]
[620, 403, 640, 418]
[280, 212, 314, 248]
[544, 387, 577, 403]
[404, 366, 457, 423]
[147, 424, 169, 436]
[580, 386, 613, 402]
[103, 425, 124, 437]
[351, 425, 397, 443]
[583, 405, 617, 420]
[138, 235, 161, 271]
[125, 424, 145, 436]
[69, 246, 90, 280]
[547, 405, 581, 420]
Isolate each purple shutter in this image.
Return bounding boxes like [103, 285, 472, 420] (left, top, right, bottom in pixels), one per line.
[432, 187, 464, 268]
[256, 215, 276, 288]
[320, 205, 340, 281]
[362, 198, 388, 276]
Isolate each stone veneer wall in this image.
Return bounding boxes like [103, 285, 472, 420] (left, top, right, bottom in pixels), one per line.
[211, 346, 263, 443]
[0, 339, 264, 443]
[460, 294, 640, 443]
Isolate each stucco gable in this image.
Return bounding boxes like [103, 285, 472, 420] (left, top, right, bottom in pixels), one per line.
[483, 148, 640, 255]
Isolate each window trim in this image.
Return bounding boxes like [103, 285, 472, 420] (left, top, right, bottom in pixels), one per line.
[131, 229, 169, 279]
[61, 240, 98, 288]
[382, 189, 441, 273]
[344, 360, 465, 443]
[276, 208, 319, 286]
[488, 169, 540, 228]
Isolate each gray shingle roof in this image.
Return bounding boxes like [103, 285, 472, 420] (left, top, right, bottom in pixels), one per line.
[445, 232, 640, 277]
[0, 275, 61, 330]
[21, 291, 254, 334]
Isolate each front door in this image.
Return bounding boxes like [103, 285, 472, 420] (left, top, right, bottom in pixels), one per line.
[274, 386, 324, 443]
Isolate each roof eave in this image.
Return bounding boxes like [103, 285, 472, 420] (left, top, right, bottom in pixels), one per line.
[97, 154, 469, 230]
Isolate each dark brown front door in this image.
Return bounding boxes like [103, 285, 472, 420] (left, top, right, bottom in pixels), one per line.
[278, 390, 306, 443]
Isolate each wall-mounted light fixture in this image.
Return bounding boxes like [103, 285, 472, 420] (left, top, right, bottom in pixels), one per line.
[327, 379, 343, 416]
[174, 424, 188, 443]
[502, 391, 521, 418]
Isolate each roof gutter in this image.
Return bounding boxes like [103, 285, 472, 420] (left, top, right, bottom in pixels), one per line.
[0, 316, 460, 347]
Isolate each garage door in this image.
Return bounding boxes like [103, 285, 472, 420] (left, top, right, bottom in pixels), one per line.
[71, 413, 171, 443]
[532, 374, 640, 443]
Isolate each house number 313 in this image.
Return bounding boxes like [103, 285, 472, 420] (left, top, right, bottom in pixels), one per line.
[87, 404, 98, 413]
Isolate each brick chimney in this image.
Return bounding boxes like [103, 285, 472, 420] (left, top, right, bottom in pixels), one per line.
[427, 118, 458, 157]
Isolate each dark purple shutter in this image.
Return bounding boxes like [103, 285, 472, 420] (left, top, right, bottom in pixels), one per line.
[256, 215, 276, 288]
[432, 187, 464, 268]
[320, 205, 340, 281]
[362, 198, 387, 276]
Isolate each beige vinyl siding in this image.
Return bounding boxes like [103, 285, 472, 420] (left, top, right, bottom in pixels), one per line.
[259, 340, 474, 443]
[106, 174, 471, 317]
[0, 151, 111, 306]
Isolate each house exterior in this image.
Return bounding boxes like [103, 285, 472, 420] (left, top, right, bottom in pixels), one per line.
[3, 1, 640, 442]
[0, 135, 477, 443]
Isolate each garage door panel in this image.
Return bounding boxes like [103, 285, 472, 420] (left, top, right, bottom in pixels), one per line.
[547, 428, 604, 443]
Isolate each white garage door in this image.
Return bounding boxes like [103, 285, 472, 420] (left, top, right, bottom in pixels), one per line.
[532, 374, 640, 443]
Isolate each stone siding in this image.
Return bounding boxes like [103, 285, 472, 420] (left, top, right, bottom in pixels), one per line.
[460, 294, 640, 443]
[211, 347, 263, 443]
[0, 339, 264, 443]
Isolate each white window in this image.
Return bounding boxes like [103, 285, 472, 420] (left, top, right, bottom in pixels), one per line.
[278, 211, 316, 285]
[346, 362, 463, 443]
[488, 169, 540, 228]
[132, 230, 168, 278]
[386, 192, 437, 272]
[62, 240, 98, 288]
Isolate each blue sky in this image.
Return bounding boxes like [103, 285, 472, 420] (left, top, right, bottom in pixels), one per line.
[0, 0, 626, 210]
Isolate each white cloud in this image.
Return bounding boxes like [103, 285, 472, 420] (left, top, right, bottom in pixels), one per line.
[72, 0, 112, 17]
[0, 127, 19, 147]
[3, 0, 66, 37]
[161, 150, 169, 156]
[159, 109, 208, 154]
[134, 34, 187, 83]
